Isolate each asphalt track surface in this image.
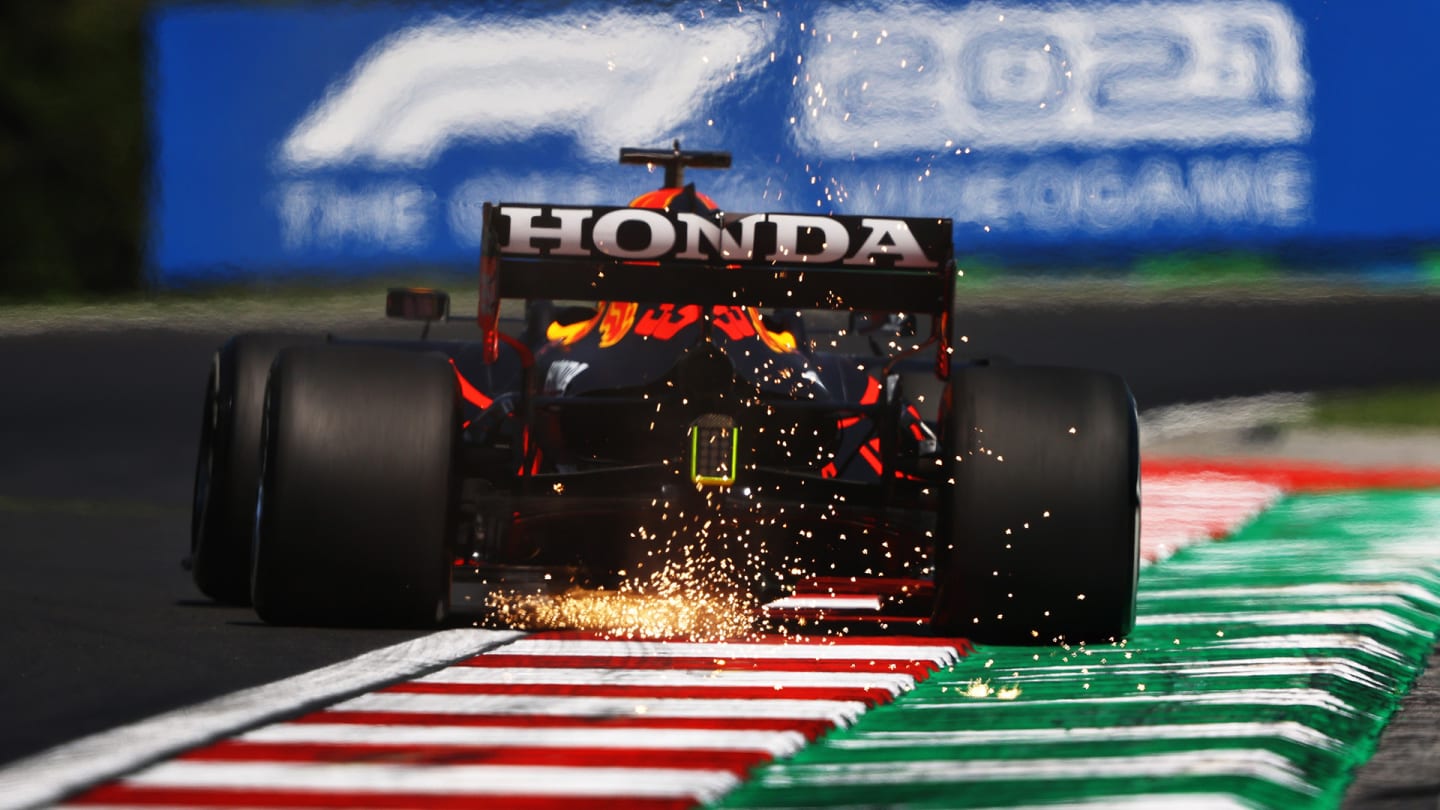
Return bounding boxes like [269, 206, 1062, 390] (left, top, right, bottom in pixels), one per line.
[2, 294, 1440, 802]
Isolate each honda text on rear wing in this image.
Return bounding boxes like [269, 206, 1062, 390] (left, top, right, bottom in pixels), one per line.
[477, 203, 958, 373]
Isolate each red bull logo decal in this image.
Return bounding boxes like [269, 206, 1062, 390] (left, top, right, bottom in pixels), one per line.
[547, 303, 796, 353]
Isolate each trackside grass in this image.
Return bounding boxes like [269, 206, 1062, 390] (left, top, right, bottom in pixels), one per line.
[1309, 386, 1440, 430]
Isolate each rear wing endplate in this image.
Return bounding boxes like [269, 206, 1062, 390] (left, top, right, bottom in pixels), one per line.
[478, 203, 957, 374]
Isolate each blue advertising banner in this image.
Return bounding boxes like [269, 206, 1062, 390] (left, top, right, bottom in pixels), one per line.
[150, 1, 1440, 284]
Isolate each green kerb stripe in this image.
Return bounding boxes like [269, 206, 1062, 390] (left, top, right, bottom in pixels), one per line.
[713, 489, 1440, 809]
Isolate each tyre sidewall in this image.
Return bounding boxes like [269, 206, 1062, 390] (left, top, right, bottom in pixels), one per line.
[191, 332, 322, 604]
[252, 345, 459, 627]
[933, 365, 1139, 644]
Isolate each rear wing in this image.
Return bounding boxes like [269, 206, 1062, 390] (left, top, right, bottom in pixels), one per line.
[477, 203, 957, 373]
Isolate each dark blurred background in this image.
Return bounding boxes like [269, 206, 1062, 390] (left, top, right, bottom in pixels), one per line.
[0, 1, 149, 299]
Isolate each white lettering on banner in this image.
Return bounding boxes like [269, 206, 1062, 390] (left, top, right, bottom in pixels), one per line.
[448, 175, 612, 247]
[799, 1, 1310, 154]
[278, 151, 1308, 256]
[279, 182, 433, 249]
[270, 1, 1317, 254]
[280, 11, 772, 169]
[836, 151, 1310, 233]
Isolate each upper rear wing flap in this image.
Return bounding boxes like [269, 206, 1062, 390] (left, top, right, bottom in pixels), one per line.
[478, 203, 957, 372]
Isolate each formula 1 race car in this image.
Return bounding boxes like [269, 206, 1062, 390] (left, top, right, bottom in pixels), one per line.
[188, 144, 1139, 644]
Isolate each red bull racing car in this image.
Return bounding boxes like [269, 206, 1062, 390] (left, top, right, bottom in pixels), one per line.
[188, 144, 1140, 644]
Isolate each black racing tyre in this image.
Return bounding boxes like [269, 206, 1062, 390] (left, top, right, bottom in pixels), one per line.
[932, 365, 1139, 645]
[251, 345, 460, 627]
[190, 333, 324, 604]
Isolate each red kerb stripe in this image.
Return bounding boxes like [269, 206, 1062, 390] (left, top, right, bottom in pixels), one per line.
[71, 784, 694, 810]
[181, 740, 770, 774]
[300, 711, 836, 739]
[381, 681, 896, 705]
[453, 654, 942, 679]
[1143, 458, 1440, 492]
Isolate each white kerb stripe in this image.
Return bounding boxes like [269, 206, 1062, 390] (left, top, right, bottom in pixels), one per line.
[123, 761, 740, 802]
[833, 721, 1341, 752]
[764, 596, 884, 611]
[723, 796, 1264, 810]
[0, 629, 524, 810]
[335, 692, 869, 723]
[953, 795, 1264, 810]
[760, 749, 1315, 795]
[55, 793, 1263, 810]
[1139, 593, 1429, 615]
[416, 666, 915, 694]
[985, 658, 1394, 690]
[908, 688, 1366, 718]
[1140, 581, 1440, 607]
[493, 639, 958, 665]
[243, 723, 808, 756]
[1141, 609, 1427, 637]
[1203, 633, 1406, 662]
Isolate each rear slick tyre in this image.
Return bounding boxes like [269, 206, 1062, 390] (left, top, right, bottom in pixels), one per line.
[251, 345, 460, 627]
[190, 333, 322, 604]
[932, 365, 1139, 645]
